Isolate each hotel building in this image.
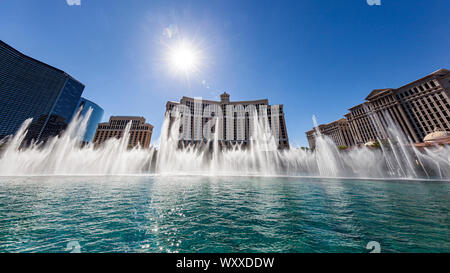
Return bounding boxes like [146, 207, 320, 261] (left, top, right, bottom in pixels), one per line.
[74, 97, 104, 143]
[166, 92, 289, 148]
[306, 118, 354, 149]
[0, 40, 85, 142]
[93, 116, 153, 148]
[305, 68, 450, 148]
[344, 102, 386, 144]
[365, 69, 450, 143]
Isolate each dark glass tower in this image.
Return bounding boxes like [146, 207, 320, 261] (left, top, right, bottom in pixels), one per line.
[0, 40, 84, 142]
[74, 97, 104, 142]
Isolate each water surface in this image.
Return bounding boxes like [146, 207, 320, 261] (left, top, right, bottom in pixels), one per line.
[0, 176, 448, 253]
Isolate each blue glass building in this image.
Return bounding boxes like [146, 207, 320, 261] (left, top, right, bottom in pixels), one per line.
[0, 40, 84, 142]
[74, 97, 104, 142]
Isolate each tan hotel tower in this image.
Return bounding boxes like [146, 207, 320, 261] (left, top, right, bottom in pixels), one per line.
[166, 92, 289, 148]
[93, 116, 153, 148]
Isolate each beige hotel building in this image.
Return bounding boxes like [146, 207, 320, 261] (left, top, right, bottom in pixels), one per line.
[166, 92, 289, 148]
[93, 116, 153, 148]
[306, 118, 354, 149]
[306, 69, 450, 148]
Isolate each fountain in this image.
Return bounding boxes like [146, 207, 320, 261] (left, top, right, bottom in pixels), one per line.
[0, 108, 449, 180]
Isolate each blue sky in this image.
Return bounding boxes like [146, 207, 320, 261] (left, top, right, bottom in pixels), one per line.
[1, 0, 449, 146]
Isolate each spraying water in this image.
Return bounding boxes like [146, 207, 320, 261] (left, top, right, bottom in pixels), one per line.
[0, 109, 449, 180]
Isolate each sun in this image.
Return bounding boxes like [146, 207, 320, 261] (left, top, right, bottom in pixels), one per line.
[171, 45, 196, 71]
[167, 40, 201, 74]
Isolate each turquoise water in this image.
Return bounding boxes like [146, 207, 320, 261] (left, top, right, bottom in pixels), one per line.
[0, 175, 448, 253]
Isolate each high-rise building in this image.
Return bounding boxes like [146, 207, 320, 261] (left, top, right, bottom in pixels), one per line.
[305, 69, 450, 148]
[0, 40, 84, 142]
[74, 97, 104, 143]
[344, 102, 386, 144]
[364, 69, 450, 143]
[306, 118, 355, 149]
[93, 116, 153, 148]
[166, 92, 289, 148]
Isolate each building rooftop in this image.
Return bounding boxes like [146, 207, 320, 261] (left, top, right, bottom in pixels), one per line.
[305, 118, 348, 135]
[80, 97, 103, 110]
[397, 68, 450, 90]
[176, 93, 271, 105]
[98, 116, 154, 128]
[109, 116, 146, 120]
[365, 88, 394, 101]
[0, 40, 85, 87]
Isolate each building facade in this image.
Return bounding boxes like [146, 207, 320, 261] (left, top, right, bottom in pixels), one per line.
[166, 92, 289, 148]
[305, 68, 450, 148]
[0, 40, 85, 142]
[74, 97, 104, 143]
[93, 116, 153, 148]
[344, 102, 386, 144]
[350, 69, 450, 144]
[366, 69, 450, 143]
[306, 118, 354, 149]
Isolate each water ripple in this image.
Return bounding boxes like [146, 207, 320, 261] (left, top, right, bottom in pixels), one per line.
[0, 176, 448, 252]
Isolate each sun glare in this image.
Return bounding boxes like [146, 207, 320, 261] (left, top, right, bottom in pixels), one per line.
[168, 40, 200, 74]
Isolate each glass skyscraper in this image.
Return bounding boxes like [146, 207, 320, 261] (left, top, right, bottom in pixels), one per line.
[74, 97, 104, 143]
[0, 40, 85, 142]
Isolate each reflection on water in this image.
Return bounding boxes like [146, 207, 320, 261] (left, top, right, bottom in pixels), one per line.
[0, 176, 448, 253]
